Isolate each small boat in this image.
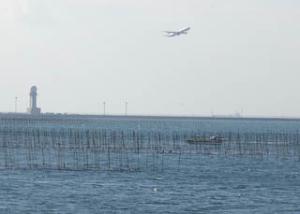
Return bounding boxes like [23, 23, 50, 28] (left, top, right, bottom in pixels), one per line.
[185, 136, 223, 144]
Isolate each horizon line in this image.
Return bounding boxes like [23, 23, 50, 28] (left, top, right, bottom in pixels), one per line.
[2, 112, 300, 121]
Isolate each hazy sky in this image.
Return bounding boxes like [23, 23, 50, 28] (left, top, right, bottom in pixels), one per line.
[0, 0, 299, 116]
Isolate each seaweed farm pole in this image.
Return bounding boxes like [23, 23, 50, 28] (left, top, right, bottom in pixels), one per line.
[145, 133, 150, 170]
[137, 130, 140, 170]
[28, 128, 33, 169]
[107, 132, 111, 170]
[2, 130, 9, 169]
[93, 130, 100, 170]
[123, 131, 130, 170]
[177, 138, 182, 171]
[85, 130, 90, 169]
[41, 129, 46, 168]
[74, 130, 79, 170]
[151, 132, 156, 171]
[91, 130, 98, 170]
[237, 132, 242, 155]
[119, 131, 124, 170]
[57, 134, 64, 170]
[161, 150, 164, 172]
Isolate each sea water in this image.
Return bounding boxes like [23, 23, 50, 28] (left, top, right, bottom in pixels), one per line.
[0, 115, 299, 213]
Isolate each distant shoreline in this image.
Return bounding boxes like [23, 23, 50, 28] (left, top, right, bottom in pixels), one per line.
[1, 112, 300, 122]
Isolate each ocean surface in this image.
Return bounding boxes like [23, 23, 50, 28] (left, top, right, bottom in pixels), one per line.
[0, 115, 300, 213]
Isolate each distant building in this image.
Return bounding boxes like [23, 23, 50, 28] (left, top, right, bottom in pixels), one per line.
[27, 86, 41, 114]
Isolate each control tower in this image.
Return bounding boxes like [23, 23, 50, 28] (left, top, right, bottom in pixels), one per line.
[28, 86, 41, 114]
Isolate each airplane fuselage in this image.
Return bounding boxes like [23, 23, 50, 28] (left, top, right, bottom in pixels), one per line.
[164, 27, 191, 37]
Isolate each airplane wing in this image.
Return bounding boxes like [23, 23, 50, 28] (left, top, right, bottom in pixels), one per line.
[180, 27, 190, 33]
[164, 31, 177, 37]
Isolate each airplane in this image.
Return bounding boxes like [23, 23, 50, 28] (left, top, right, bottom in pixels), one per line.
[164, 27, 191, 37]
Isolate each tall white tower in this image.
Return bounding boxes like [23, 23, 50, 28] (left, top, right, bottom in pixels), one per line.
[28, 86, 41, 114]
